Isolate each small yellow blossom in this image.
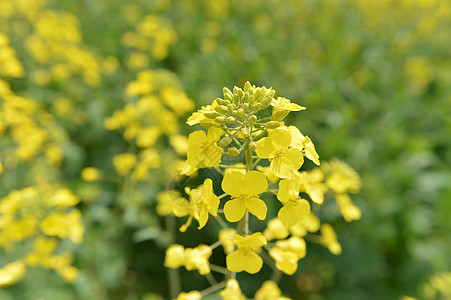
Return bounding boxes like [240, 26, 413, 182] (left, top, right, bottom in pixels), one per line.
[219, 228, 236, 254]
[226, 233, 267, 274]
[176, 291, 202, 300]
[186, 101, 219, 127]
[0, 261, 26, 287]
[164, 244, 185, 269]
[323, 159, 361, 194]
[336, 194, 361, 222]
[220, 279, 245, 300]
[256, 129, 303, 178]
[222, 171, 268, 222]
[277, 177, 310, 228]
[255, 280, 292, 300]
[113, 153, 137, 176]
[289, 214, 321, 237]
[184, 127, 223, 174]
[81, 167, 101, 181]
[270, 97, 306, 121]
[297, 170, 327, 204]
[179, 178, 220, 232]
[263, 218, 289, 241]
[184, 245, 212, 275]
[320, 224, 342, 255]
[269, 247, 299, 275]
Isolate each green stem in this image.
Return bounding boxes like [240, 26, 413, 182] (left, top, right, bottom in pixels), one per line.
[200, 281, 227, 296]
[166, 216, 180, 298]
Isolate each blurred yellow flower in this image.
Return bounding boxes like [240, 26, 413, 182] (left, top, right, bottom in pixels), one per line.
[320, 224, 342, 255]
[220, 279, 245, 300]
[81, 167, 102, 182]
[113, 153, 137, 176]
[255, 280, 292, 300]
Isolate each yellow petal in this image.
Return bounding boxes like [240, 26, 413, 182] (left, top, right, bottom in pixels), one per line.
[243, 171, 268, 195]
[295, 199, 310, 222]
[256, 137, 272, 159]
[243, 250, 263, 274]
[246, 197, 267, 220]
[226, 249, 246, 272]
[224, 198, 246, 222]
[207, 127, 224, 142]
[222, 171, 244, 197]
[278, 203, 298, 228]
[269, 129, 291, 149]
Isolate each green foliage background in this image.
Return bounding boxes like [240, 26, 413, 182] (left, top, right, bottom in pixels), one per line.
[1, 0, 450, 299]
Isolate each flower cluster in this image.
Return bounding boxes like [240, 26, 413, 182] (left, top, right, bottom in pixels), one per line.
[161, 82, 361, 298]
[105, 69, 194, 183]
[0, 184, 84, 286]
[121, 14, 178, 69]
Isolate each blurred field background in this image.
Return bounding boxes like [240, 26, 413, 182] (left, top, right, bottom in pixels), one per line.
[1, 0, 451, 299]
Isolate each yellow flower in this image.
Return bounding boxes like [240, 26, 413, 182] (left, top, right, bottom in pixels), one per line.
[185, 127, 223, 174]
[268, 247, 298, 275]
[289, 213, 321, 237]
[113, 153, 137, 176]
[220, 279, 245, 300]
[219, 228, 236, 254]
[269, 237, 306, 275]
[180, 178, 220, 231]
[270, 97, 305, 121]
[323, 159, 360, 194]
[184, 245, 212, 275]
[277, 177, 310, 228]
[0, 261, 26, 287]
[176, 291, 202, 300]
[39, 210, 84, 244]
[81, 167, 101, 182]
[320, 224, 342, 255]
[222, 171, 268, 222]
[164, 244, 185, 269]
[156, 190, 187, 217]
[226, 233, 267, 274]
[255, 280, 292, 300]
[187, 101, 219, 127]
[336, 193, 361, 222]
[263, 218, 289, 241]
[297, 170, 327, 205]
[285, 126, 320, 166]
[256, 129, 303, 178]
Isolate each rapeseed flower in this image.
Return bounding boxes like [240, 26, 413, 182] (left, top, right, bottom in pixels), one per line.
[256, 129, 303, 178]
[220, 279, 245, 300]
[226, 233, 267, 274]
[222, 171, 268, 222]
[185, 127, 223, 174]
[277, 177, 310, 228]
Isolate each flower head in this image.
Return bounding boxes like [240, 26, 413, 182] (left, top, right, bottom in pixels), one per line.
[256, 129, 303, 178]
[222, 171, 268, 222]
[226, 233, 267, 274]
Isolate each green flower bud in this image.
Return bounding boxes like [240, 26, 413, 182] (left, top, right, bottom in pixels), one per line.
[227, 116, 236, 124]
[249, 141, 257, 151]
[261, 96, 272, 108]
[216, 98, 231, 106]
[215, 105, 228, 114]
[205, 111, 221, 119]
[244, 81, 251, 92]
[227, 104, 234, 113]
[237, 108, 244, 118]
[266, 121, 281, 129]
[228, 147, 240, 156]
[223, 88, 233, 101]
[216, 116, 228, 124]
[271, 110, 288, 121]
[243, 103, 249, 111]
[248, 115, 257, 124]
[253, 103, 262, 111]
[218, 136, 233, 147]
